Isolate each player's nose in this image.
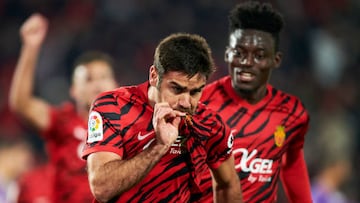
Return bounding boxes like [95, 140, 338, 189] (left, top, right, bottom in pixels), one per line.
[178, 93, 191, 109]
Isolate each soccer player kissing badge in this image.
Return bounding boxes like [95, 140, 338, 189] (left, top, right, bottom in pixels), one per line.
[184, 114, 193, 126]
[87, 111, 104, 143]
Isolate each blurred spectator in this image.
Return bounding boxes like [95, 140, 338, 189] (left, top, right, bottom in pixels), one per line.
[8, 13, 118, 202]
[16, 164, 54, 203]
[310, 26, 346, 88]
[311, 158, 351, 203]
[309, 87, 358, 203]
[0, 137, 34, 203]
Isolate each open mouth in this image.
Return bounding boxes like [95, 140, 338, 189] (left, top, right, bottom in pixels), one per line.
[234, 68, 255, 82]
[239, 72, 255, 81]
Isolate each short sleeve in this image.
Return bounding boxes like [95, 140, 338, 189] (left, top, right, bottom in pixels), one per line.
[191, 107, 234, 169]
[288, 106, 310, 151]
[205, 114, 233, 169]
[81, 92, 123, 160]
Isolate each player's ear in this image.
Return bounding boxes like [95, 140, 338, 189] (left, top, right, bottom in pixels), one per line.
[69, 85, 77, 100]
[273, 51, 283, 69]
[149, 65, 158, 86]
[224, 47, 231, 63]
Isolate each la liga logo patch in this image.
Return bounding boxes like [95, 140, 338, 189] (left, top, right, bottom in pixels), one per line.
[87, 111, 103, 143]
[274, 125, 286, 147]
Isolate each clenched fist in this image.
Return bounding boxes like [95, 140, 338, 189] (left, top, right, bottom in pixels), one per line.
[20, 13, 48, 48]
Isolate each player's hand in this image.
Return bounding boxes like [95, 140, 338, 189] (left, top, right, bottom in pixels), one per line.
[20, 13, 48, 48]
[152, 103, 186, 147]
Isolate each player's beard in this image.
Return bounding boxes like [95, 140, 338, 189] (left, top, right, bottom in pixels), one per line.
[175, 106, 195, 115]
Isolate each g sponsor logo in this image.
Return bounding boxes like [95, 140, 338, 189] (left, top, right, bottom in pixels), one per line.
[233, 148, 273, 174]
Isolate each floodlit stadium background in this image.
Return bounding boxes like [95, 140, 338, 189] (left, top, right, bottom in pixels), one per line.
[0, 0, 359, 202]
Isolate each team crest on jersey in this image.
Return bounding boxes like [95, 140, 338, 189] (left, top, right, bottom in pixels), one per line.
[87, 111, 103, 143]
[274, 125, 286, 147]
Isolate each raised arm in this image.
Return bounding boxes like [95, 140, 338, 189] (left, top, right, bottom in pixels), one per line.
[211, 155, 243, 203]
[9, 13, 51, 131]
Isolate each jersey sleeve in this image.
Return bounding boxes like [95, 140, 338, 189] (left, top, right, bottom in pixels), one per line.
[185, 108, 234, 194]
[195, 109, 233, 169]
[281, 105, 312, 202]
[81, 92, 123, 160]
[205, 114, 234, 168]
[288, 108, 309, 151]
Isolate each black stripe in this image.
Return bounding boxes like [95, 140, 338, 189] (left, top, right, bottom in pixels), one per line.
[97, 94, 115, 100]
[100, 132, 118, 145]
[227, 107, 247, 128]
[119, 102, 148, 136]
[103, 112, 120, 120]
[94, 101, 118, 107]
[218, 99, 233, 112]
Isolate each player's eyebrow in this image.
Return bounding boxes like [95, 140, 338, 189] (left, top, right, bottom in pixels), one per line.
[169, 81, 205, 92]
[169, 81, 186, 91]
[191, 84, 206, 93]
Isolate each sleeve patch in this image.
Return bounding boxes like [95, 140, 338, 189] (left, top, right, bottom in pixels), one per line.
[227, 130, 235, 154]
[87, 111, 104, 143]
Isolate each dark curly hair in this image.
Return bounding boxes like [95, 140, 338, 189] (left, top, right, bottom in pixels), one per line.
[229, 1, 285, 51]
[153, 33, 215, 81]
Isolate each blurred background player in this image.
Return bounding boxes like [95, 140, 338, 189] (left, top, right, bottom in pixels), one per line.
[199, 1, 312, 202]
[310, 112, 355, 203]
[311, 154, 351, 203]
[0, 137, 34, 203]
[16, 164, 54, 203]
[8, 13, 117, 202]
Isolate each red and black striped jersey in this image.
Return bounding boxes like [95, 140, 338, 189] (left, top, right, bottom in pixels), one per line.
[42, 102, 92, 203]
[198, 76, 310, 203]
[82, 82, 233, 203]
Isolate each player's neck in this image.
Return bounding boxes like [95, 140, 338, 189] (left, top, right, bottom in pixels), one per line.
[236, 86, 267, 104]
[77, 105, 90, 122]
[147, 85, 157, 108]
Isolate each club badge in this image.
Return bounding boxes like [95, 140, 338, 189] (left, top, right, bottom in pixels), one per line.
[274, 125, 286, 147]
